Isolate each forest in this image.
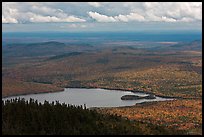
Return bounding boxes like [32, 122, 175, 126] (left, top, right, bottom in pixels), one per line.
[2, 98, 184, 135]
[2, 40, 202, 135]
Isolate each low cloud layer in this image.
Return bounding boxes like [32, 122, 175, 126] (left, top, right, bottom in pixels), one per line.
[2, 2, 86, 23]
[88, 2, 202, 23]
[88, 12, 146, 22]
[2, 2, 202, 24]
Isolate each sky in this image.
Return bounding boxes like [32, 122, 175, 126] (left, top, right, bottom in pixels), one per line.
[2, 2, 202, 32]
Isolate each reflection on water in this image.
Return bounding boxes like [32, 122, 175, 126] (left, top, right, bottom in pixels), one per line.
[2, 88, 174, 108]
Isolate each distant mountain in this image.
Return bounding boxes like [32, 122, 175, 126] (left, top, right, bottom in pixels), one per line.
[2, 41, 93, 58]
[3, 41, 66, 57]
[147, 40, 202, 52]
[169, 40, 202, 51]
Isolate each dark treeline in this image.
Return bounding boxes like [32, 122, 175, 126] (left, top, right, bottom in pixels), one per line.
[2, 98, 184, 135]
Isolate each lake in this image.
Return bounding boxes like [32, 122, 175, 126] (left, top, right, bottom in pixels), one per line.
[2, 88, 174, 108]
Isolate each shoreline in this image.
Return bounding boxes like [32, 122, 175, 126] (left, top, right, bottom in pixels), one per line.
[2, 89, 64, 99]
[2, 86, 200, 100]
[65, 86, 200, 100]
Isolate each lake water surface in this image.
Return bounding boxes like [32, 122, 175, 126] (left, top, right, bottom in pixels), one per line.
[2, 88, 174, 108]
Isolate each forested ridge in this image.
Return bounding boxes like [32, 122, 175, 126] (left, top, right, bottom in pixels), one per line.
[2, 98, 184, 135]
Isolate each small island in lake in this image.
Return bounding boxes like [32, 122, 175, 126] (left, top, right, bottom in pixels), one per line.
[121, 94, 156, 100]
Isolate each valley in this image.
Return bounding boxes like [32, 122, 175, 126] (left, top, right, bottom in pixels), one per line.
[2, 36, 202, 135]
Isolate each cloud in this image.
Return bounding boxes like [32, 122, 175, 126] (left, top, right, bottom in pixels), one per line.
[88, 11, 117, 22]
[2, 2, 202, 24]
[67, 24, 87, 28]
[28, 13, 86, 23]
[2, 16, 18, 23]
[2, 3, 19, 23]
[2, 2, 86, 23]
[59, 23, 88, 30]
[116, 13, 145, 22]
[88, 11, 146, 22]
[88, 2, 101, 7]
[88, 2, 202, 23]
[161, 16, 176, 22]
[142, 2, 202, 22]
